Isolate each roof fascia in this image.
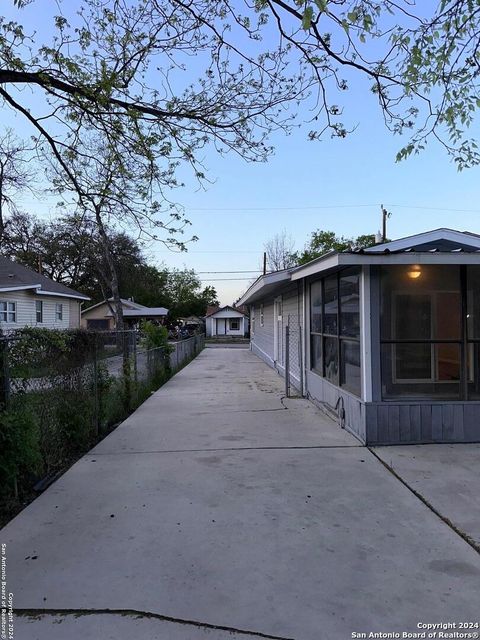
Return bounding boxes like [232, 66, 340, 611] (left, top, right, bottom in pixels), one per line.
[237, 271, 291, 306]
[366, 228, 480, 253]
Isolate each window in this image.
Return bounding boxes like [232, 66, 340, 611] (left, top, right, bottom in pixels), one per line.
[56, 303, 63, 321]
[309, 268, 361, 396]
[35, 300, 43, 323]
[260, 303, 264, 327]
[251, 307, 255, 336]
[380, 265, 463, 400]
[310, 281, 322, 375]
[0, 301, 16, 323]
[230, 319, 240, 330]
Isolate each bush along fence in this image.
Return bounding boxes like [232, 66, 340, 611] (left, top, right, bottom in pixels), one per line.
[0, 325, 204, 520]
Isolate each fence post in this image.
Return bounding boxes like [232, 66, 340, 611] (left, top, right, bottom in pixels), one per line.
[298, 323, 304, 397]
[122, 330, 132, 411]
[285, 323, 290, 398]
[0, 338, 11, 409]
[93, 333, 99, 437]
[133, 330, 138, 384]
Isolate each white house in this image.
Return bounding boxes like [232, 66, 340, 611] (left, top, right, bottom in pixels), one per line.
[205, 305, 249, 338]
[0, 257, 90, 330]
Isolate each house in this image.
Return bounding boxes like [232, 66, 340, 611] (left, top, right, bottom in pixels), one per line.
[205, 305, 249, 337]
[238, 228, 480, 445]
[81, 298, 168, 330]
[0, 256, 89, 330]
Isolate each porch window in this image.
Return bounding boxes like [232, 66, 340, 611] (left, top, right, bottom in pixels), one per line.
[309, 268, 361, 396]
[0, 301, 16, 323]
[380, 265, 467, 399]
[230, 319, 240, 330]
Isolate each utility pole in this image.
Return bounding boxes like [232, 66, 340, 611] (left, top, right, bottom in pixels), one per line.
[381, 204, 391, 242]
[263, 251, 267, 275]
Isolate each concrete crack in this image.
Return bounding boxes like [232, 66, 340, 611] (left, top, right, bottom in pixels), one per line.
[368, 448, 480, 555]
[88, 445, 357, 456]
[14, 608, 295, 640]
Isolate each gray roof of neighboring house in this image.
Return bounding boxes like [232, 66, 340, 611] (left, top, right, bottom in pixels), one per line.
[0, 256, 90, 300]
[109, 308, 168, 318]
[82, 297, 168, 317]
[205, 305, 249, 318]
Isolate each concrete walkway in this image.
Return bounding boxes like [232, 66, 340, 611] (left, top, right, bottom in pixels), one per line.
[2, 348, 479, 640]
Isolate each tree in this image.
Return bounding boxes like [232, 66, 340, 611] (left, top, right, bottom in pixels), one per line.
[0, 1, 311, 194]
[0, 211, 168, 305]
[2, 0, 478, 209]
[259, 0, 480, 168]
[163, 269, 218, 320]
[0, 129, 37, 241]
[264, 231, 297, 272]
[296, 230, 376, 265]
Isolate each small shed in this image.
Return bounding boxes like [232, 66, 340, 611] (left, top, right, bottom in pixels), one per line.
[238, 228, 480, 445]
[205, 305, 249, 338]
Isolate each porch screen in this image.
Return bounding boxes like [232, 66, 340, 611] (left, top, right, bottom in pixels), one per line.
[379, 264, 479, 400]
[310, 268, 361, 397]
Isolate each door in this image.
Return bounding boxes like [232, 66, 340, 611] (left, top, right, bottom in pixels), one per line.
[273, 296, 283, 365]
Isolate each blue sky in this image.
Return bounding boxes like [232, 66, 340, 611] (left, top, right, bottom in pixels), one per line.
[4, 2, 480, 305]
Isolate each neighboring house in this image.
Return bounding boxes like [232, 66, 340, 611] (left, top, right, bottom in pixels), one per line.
[81, 298, 168, 330]
[0, 257, 90, 330]
[205, 305, 249, 337]
[238, 228, 480, 446]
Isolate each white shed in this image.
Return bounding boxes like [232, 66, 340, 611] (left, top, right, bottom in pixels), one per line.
[205, 305, 249, 338]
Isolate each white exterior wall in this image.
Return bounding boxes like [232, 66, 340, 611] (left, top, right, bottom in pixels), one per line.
[250, 283, 303, 391]
[207, 310, 248, 337]
[0, 290, 78, 330]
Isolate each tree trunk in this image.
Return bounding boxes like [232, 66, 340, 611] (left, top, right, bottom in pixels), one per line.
[93, 206, 124, 331]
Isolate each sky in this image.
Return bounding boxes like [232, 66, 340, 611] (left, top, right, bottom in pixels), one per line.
[3, 1, 480, 305]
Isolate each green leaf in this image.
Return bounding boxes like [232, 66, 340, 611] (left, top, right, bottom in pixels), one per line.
[302, 6, 314, 30]
[314, 0, 328, 12]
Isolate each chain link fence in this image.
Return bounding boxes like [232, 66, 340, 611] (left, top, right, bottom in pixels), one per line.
[0, 328, 204, 514]
[285, 314, 303, 398]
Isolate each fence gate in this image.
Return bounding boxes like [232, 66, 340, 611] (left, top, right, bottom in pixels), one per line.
[285, 313, 303, 398]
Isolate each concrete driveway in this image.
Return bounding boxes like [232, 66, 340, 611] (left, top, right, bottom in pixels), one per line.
[1, 348, 479, 640]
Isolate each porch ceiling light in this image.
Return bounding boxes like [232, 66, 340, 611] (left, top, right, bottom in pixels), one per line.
[407, 265, 422, 279]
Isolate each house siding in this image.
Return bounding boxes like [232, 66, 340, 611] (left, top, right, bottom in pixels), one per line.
[241, 232, 480, 445]
[250, 300, 275, 366]
[250, 283, 303, 392]
[0, 290, 76, 330]
[207, 310, 248, 337]
[81, 302, 115, 329]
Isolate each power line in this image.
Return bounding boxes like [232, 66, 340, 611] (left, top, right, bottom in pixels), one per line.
[184, 204, 378, 211]
[196, 270, 262, 274]
[183, 203, 480, 213]
[198, 277, 256, 281]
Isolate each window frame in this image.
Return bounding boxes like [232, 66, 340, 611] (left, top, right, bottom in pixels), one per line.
[55, 302, 63, 321]
[229, 318, 240, 331]
[35, 300, 43, 324]
[379, 264, 480, 401]
[0, 300, 17, 323]
[260, 303, 264, 327]
[309, 267, 361, 396]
